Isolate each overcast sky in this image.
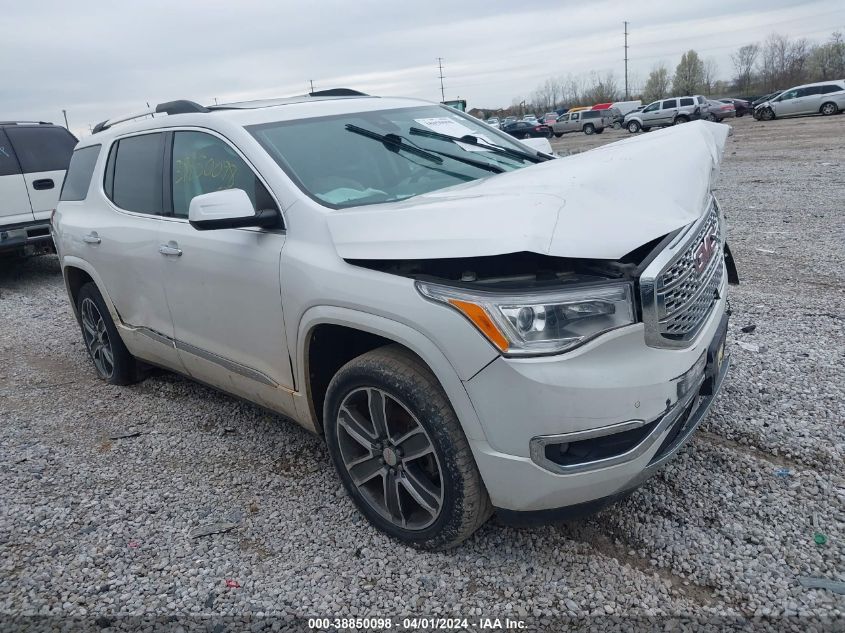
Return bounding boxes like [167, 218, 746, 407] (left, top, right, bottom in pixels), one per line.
[3, 0, 843, 138]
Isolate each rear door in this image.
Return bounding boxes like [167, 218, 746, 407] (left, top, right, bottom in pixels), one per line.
[794, 86, 823, 114]
[5, 126, 77, 222]
[0, 129, 33, 225]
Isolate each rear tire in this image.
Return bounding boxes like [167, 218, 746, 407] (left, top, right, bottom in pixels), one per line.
[76, 283, 142, 385]
[554, 132, 563, 138]
[675, 115, 690, 124]
[583, 124, 595, 135]
[595, 128, 604, 134]
[820, 102, 838, 116]
[324, 345, 492, 550]
[627, 120, 641, 133]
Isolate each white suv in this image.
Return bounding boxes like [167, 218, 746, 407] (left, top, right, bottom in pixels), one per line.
[54, 91, 736, 549]
[1, 121, 77, 256]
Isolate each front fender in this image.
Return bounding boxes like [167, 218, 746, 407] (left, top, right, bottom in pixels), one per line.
[295, 305, 489, 444]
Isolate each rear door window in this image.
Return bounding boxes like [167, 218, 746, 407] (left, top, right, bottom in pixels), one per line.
[679, 98, 694, 106]
[0, 130, 22, 176]
[108, 133, 165, 215]
[5, 126, 76, 173]
[60, 145, 101, 201]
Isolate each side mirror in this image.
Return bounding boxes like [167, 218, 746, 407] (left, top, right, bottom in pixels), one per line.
[188, 189, 280, 231]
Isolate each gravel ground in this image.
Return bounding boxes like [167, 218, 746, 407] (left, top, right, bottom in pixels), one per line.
[1, 114, 843, 631]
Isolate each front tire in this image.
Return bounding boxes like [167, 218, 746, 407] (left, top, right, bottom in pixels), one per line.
[627, 120, 641, 133]
[612, 121, 622, 129]
[76, 283, 142, 385]
[760, 107, 775, 121]
[324, 345, 492, 550]
[554, 132, 563, 138]
[820, 102, 839, 116]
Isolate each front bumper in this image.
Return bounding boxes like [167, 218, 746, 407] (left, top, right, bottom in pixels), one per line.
[464, 279, 729, 512]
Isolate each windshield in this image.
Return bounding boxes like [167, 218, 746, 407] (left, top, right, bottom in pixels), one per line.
[248, 105, 535, 208]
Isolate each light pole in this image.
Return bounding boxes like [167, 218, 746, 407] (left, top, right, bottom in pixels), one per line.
[62, 109, 69, 129]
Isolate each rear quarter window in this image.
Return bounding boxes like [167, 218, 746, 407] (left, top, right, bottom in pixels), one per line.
[820, 84, 844, 94]
[60, 145, 101, 201]
[0, 130, 21, 176]
[5, 126, 76, 173]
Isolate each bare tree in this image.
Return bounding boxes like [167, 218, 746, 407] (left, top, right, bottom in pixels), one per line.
[731, 44, 759, 94]
[641, 62, 672, 103]
[702, 57, 719, 94]
[672, 50, 705, 95]
[583, 72, 620, 103]
[758, 33, 811, 91]
[810, 31, 845, 80]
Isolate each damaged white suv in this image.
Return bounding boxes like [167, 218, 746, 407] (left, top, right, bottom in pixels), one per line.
[54, 90, 737, 549]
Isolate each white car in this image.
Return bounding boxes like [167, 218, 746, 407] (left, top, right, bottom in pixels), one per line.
[53, 91, 736, 549]
[755, 80, 845, 120]
[1, 121, 76, 256]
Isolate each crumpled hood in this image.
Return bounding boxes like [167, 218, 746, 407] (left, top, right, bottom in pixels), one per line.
[327, 121, 729, 261]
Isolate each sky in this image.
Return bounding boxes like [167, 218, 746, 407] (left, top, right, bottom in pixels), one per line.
[2, 0, 843, 138]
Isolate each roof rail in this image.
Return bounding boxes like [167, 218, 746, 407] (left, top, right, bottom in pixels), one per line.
[0, 120, 53, 126]
[92, 99, 210, 134]
[308, 88, 368, 97]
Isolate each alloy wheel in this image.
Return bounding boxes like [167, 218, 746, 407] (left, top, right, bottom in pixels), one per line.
[821, 103, 837, 115]
[336, 387, 444, 530]
[80, 297, 114, 379]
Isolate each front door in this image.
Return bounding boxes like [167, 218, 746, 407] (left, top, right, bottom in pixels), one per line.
[639, 102, 661, 126]
[158, 129, 295, 415]
[772, 89, 801, 116]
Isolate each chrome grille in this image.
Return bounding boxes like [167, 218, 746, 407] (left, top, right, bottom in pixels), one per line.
[640, 199, 725, 348]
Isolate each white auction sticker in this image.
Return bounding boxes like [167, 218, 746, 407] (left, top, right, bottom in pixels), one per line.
[414, 117, 493, 151]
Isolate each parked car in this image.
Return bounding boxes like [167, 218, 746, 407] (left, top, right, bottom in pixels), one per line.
[623, 95, 708, 132]
[553, 110, 608, 136]
[502, 116, 518, 126]
[0, 121, 77, 257]
[754, 80, 845, 120]
[502, 120, 551, 138]
[719, 98, 751, 117]
[541, 112, 558, 126]
[53, 92, 734, 549]
[485, 117, 501, 129]
[706, 100, 736, 122]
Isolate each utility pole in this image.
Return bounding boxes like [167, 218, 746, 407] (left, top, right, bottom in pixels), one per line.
[62, 109, 69, 130]
[623, 21, 630, 100]
[437, 58, 445, 102]
[309, 79, 315, 93]
[213, 97, 218, 105]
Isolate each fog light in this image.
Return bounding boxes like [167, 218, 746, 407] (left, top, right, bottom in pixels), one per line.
[676, 352, 707, 400]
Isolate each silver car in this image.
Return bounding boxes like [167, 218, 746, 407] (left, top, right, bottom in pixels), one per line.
[624, 95, 708, 133]
[755, 80, 845, 120]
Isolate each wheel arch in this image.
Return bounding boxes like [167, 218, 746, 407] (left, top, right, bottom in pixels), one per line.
[296, 306, 488, 444]
[61, 256, 120, 325]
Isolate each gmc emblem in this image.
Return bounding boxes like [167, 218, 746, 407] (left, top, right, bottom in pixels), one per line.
[693, 227, 718, 273]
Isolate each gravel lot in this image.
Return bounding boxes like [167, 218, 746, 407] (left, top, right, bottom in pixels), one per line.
[1, 114, 843, 631]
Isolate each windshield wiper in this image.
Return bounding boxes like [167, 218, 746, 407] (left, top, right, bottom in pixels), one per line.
[408, 127, 551, 163]
[346, 124, 503, 174]
[346, 124, 443, 164]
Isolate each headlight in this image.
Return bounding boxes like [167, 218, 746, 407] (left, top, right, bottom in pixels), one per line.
[417, 281, 635, 356]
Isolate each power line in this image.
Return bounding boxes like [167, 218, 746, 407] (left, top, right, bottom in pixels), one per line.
[437, 57, 445, 101]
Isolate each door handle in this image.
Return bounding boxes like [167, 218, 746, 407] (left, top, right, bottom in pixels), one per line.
[83, 232, 101, 244]
[159, 242, 182, 257]
[32, 178, 55, 190]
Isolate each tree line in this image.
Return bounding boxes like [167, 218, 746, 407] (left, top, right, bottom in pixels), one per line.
[486, 31, 844, 117]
